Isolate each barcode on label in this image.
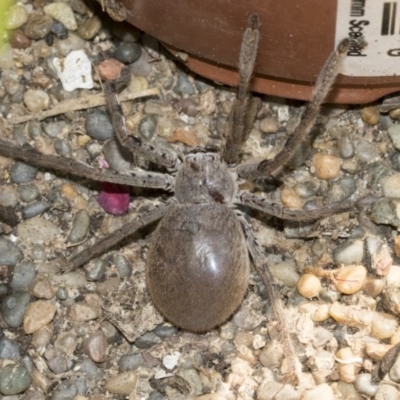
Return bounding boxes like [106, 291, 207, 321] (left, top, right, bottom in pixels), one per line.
[381, 2, 398, 35]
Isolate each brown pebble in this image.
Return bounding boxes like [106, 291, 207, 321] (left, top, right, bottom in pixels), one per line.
[167, 128, 199, 147]
[280, 186, 303, 209]
[98, 59, 126, 81]
[23, 300, 57, 334]
[363, 277, 385, 297]
[68, 302, 102, 322]
[313, 153, 341, 180]
[333, 265, 367, 295]
[104, 371, 138, 395]
[31, 277, 54, 299]
[297, 274, 321, 298]
[9, 30, 31, 49]
[83, 330, 108, 362]
[394, 236, 400, 258]
[361, 106, 380, 125]
[389, 108, 400, 120]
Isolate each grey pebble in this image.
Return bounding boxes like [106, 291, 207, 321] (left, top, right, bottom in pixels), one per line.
[68, 210, 90, 243]
[319, 288, 341, 303]
[390, 151, 400, 171]
[51, 382, 77, 400]
[153, 324, 178, 338]
[111, 22, 141, 42]
[176, 367, 202, 396]
[0, 186, 18, 207]
[292, 181, 318, 199]
[353, 373, 378, 397]
[31, 245, 46, 261]
[21, 389, 46, 400]
[114, 42, 142, 64]
[46, 349, 72, 374]
[338, 135, 355, 159]
[367, 161, 391, 188]
[173, 74, 195, 95]
[28, 121, 42, 139]
[54, 32, 85, 56]
[139, 115, 157, 140]
[85, 141, 103, 159]
[78, 358, 103, 383]
[1, 291, 31, 328]
[0, 284, 8, 296]
[328, 176, 356, 203]
[3, 77, 22, 96]
[312, 327, 333, 348]
[24, 14, 53, 40]
[54, 138, 71, 156]
[10, 162, 38, 184]
[55, 287, 68, 300]
[333, 239, 364, 265]
[85, 109, 114, 141]
[0, 364, 31, 396]
[134, 332, 160, 349]
[388, 124, 400, 150]
[355, 139, 379, 162]
[103, 139, 133, 172]
[10, 261, 36, 290]
[348, 225, 366, 239]
[0, 238, 24, 266]
[22, 200, 50, 219]
[0, 338, 20, 360]
[148, 391, 164, 400]
[113, 254, 132, 278]
[370, 198, 400, 226]
[43, 121, 67, 138]
[17, 184, 39, 203]
[51, 21, 68, 39]
[286, 141, 309, 169]
[85, 259, 106, 281]
[118, 352, 144, 371]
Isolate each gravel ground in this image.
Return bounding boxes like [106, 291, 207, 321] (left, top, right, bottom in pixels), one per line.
[2, 1, 400, 399]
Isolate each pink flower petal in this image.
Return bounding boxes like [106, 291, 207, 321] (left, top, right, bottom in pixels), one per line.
[98, 182, 130, 215]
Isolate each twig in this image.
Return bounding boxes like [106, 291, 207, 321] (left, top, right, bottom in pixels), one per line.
[6, 87, 160, 125]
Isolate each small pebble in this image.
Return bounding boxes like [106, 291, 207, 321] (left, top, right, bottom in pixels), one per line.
[153, 324, 178, 338]
[44, 2, 77, 30]
[50, 382, 77, 399]
[113, 254, 132, 278]
[45, 348, 72, 374]
[1, 292, 31, 328]
[104, 371, 137, 395]
[53, 50, 93, 92]
[370, 198, 400, 226]
[354, 373, 378, 397]
[334, 265, 367, 295]
[297, 274, 321, 298]
[98, 58, 126, 81]
[10, 161, 38, 183]
[68, 303, 101, 322]
[338, 135, 355, 159]
[162, 351, 181, 370]
[390, 151, 400, 171]
[83, 330, 108, 363]
[114, 42, 142, 64]
[134, 332, 160, 349]
[31, 277, 54, 299]
[328, 176, 356, 203]
[85, 259, 107, 281]
[18, 184, 39, 203]
[0, 237, 24, 266]
[139, 115, 157, 140]
[23, 89, 50, 113]
[312, 327, 333, 348]
[5, 5, 29, 30]
[23, 301, 57, 334]
[51, 21, 68, 39]
[32, 324, 54, 348]
[22, 200, 50, 219]
[301, 383, 336, 400]
[9, 30, 31, 49]
[0, 185, 18, 207]
[0, 337, 21, 360]
[11, 261, 36, 290]
[375, 383, 399, 399]
[54, 331, 78, 356]
[259, 117, 279, 133]
[280, 187, 303, 209]
[292, 181, 318, 199]
[24, 14, 53, 40]
[0, 364, 31, 396]
[356, 139, 379, 162]
[173, 74, 195, 95]
[333, 239, 364, 265]
[269, 261, 299, 287]
[76, 16, 102, 40]
[68, 210, 90, 243]
[103, 139, 133, 172]
[85, 109, 114, 141]
[16, 217, 60, 244]
[118, 353, 144, 371]
[312, 153, 341, 180]
[383, 174, 400, 198]
[388, 125, 400, 150]
[361, 106, 380, 125]
[54, 32, 85, 56]
[56, 287, 68, 300]
[259, 340, 283, 369]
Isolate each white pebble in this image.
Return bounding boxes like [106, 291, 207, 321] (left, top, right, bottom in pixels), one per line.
[5, 5, 28, 30]
[383, 174, 400, 198]
[23, 89, 50, 112]
[162, 352, 181, 370]
[44, 2, 77, 30]
[53, 50, 93, 92]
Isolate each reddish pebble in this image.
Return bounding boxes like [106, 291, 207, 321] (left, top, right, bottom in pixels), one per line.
[98, 59, 126, 81]
[97, 182, 130, 215]
[9, 30, 31, 49]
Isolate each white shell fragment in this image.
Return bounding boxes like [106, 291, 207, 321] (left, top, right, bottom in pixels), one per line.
[53, 50, 93, 92]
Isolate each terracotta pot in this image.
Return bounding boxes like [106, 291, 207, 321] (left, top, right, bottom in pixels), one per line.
[117, 0, 400, 104]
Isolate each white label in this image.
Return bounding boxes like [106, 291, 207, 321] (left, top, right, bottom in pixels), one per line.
[336, 0, 400, 76]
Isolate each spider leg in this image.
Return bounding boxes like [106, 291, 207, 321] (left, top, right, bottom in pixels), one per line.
[236, 191, 354, 221]
[222, 13, 262, 165]
[0, 139, 174, 190]
[237, 38, 350, 180]
[237, 213, 303, 385]
[63, 198, 176, 271]
[104, 80, 181, 171]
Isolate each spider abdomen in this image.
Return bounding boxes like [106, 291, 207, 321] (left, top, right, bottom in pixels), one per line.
[146, 203, 249, 332]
